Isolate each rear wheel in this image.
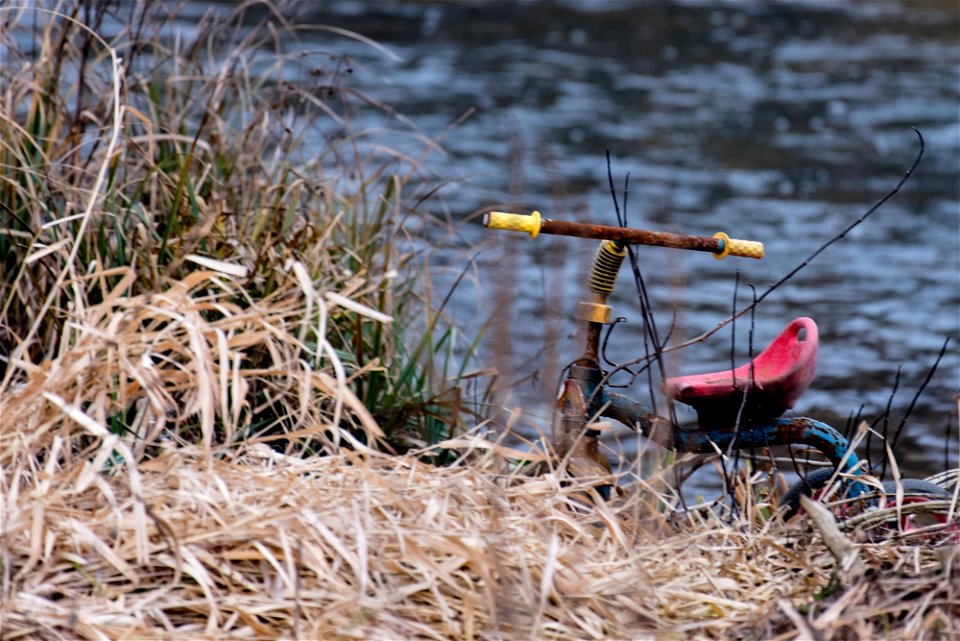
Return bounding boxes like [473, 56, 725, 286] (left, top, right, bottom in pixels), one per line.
[782, 469, 957, 534]
[877, 479, 956, 533]
[780, 467, 838, 520]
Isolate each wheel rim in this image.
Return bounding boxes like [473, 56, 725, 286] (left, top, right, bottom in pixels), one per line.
[881, 495, 958, 535]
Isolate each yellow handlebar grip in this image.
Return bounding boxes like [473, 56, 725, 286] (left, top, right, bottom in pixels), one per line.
[483, 211, 542, 238]
[712, 232, 765, 260]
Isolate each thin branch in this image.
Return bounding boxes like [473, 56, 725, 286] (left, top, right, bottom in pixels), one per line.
[665, 128, 925, 355]
[875, 365, 902, 481]
[891, 337, 950, 450]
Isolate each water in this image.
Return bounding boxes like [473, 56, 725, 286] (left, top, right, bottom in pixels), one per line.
[184, 0, 959, 486]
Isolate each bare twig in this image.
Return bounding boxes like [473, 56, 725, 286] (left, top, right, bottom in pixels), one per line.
[891, 337, 950, 450]
[666, 129, 925, 355]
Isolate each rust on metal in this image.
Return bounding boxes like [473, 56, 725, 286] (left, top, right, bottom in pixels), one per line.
[539, 219, 722, 253]
[554, 379, 587, 459]
[776, 417, 813, 443]
[580, 321, 603, 364]
[554, 379, 613, 476]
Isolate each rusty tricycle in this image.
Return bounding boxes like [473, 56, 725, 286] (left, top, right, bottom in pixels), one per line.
[484, 210, 958, 536]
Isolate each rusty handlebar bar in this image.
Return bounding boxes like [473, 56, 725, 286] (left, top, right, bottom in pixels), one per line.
[483, 211, 764, 260]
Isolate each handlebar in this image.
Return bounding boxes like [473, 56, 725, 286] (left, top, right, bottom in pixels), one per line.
[483, 211, 764, 260]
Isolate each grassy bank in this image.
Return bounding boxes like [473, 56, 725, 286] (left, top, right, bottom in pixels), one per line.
[1, 2, 957, 640]
[0, 1, 476, 453]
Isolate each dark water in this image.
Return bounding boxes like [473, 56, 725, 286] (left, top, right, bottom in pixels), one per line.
[184, 0, 959, 485]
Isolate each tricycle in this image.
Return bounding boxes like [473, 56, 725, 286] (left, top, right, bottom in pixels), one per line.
[484, 209, 957, 536]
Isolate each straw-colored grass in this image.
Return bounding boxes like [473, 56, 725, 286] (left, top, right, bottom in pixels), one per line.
[0, 1, 476, 452]
[1, 269, 957, 640]
[1, 3, 958, 640]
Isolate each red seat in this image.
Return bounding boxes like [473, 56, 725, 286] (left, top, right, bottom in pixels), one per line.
[662, 317, 819, 423]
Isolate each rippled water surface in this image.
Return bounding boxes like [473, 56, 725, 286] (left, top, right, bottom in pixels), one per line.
[188, 0, 958, 483]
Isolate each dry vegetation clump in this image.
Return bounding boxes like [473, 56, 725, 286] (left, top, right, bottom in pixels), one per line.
[0, 0, 474, 451]
[2, 340, 958, 639]
[1, 2, 958, 640]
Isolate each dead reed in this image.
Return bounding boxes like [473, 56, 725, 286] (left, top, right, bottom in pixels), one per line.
[3, 328, 958, 639]
[0, 0, 477, 451]
[1, 2, 957, 640]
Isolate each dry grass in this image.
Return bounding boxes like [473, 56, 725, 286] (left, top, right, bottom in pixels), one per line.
[1, 2, 958, 640]
[1, 272, 957, 640]
[0, 0, 476, 451]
